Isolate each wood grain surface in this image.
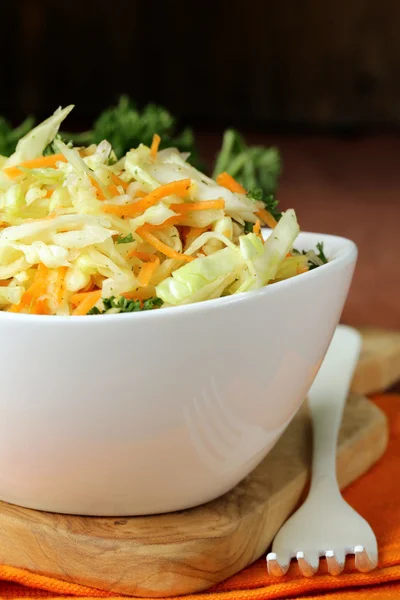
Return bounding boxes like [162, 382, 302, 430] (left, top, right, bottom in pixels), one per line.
[352, 328, 400, 395]
[0, 395, 387, 597]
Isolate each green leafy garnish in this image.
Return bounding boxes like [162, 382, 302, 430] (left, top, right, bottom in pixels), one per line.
[0, 115, 35, 156]
[116, 232, 134, 244]
[43, 134, 71, 156]
[87, 295, 163, 315]
[247, 187, 282, 222]
[213, 129, 281, 201]
[62, 96, 202, 167]
[315, 241, 328, 264]
[294, 241, 329, 270]
[87, 306, 101, 315]
[244, 221, 253, 233]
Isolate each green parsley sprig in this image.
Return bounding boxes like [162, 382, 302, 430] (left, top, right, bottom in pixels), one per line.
[87, 295, 163, 315]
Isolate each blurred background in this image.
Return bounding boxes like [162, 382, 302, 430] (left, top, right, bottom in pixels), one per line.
[1, 0, 399, 328]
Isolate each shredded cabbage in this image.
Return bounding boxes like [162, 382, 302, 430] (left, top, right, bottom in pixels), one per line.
[0, 105, 320, 315]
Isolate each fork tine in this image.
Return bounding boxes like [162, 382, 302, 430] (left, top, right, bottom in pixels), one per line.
[326, 550, 345, 575]
[266, 552, 290, 576]
[354, 546, 378, 572]
[296, 551, 319, 576]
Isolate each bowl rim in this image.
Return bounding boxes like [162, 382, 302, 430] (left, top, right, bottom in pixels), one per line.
[0, 230, 357, 324]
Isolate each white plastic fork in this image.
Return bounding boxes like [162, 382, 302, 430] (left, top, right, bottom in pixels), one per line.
[267, 325, 378, 577]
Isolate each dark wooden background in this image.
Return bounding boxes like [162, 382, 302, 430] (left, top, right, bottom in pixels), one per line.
[1, 0, 399, 328]
[3, 0, 400, 131]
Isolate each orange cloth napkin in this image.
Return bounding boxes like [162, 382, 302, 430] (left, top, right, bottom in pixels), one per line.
[1, 393, 399, 600]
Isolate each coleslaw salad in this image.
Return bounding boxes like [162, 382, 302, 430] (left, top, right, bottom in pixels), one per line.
[0, 105, 326, 316]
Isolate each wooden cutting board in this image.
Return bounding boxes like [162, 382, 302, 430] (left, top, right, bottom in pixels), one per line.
[0, 393, 388, 598]
[351, 327, 400, 395]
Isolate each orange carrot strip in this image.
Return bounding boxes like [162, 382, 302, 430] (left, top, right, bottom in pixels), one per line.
[20, 264, 49, 306]
[70, 289, 100, 306]
[9, 264, 49, 313]
[141, 216, 185, 231]
[216, 172, 247, 194]
[72, 290, 102, 315]
[3, 154, 67, 178]
[135, 189, 147, 198]
[137, 257, 160, 287]
[150, 133, 161, 160]
[111, 173, 129, 191]
[102, 179, 192, 218]
[108, 183, 121, 197]
[169, 199, 225, 213]
[256, 208, 278, 229]
[90, 177, 105, 200]
[253, 219, 263, 241]
[31, 297, 50, 315]
[45, 189, 54, 198]
[129, 251, 158, 261]
[0, 279, 11, 286]
[136, 226, 194, 262]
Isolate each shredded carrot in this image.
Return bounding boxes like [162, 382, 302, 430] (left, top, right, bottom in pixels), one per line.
[90, 177, 105, 200]
[32, 297, 50, 315]
[72, 290, 102, 315]
[9, 263, 49, 313]
[108, 183, 121, 197]
[136, 225, 194, 262]
[53, 267, 67, 306]
[256, 208, 278, 229]
[216, 172, 247, 194]
[253, 219, 264, 241]
[137, 256, 160, 287]
[135, 189, 147, 198]
[150, 133, 161, 160]
[3, 154, 67, 178]
[45, 189, 54, 198]
[140, 216, 185, 231]
[169, 199, 225, 213]
[102, 179, 192, 218]
[111, 173, 129, 191]
[286, 252, 293, 258]
[20, 264, 48, 307]
[129, 251, 158, 261]
[69, 290, 99, 306]
[0, 279, 11, 286]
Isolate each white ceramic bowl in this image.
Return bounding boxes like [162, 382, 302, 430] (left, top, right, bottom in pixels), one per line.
[0, 230, 357, 516]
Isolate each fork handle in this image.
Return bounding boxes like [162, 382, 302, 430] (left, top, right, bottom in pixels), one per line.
[307, 326, 362, 490]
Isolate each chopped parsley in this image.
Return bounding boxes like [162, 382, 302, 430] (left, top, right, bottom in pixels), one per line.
[87, 295, 163, 315]
[315, 241, 328, 264]
[293, 241, 329, 270]
[115, 232, 133, 244]
[247, 188, 282, 221]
